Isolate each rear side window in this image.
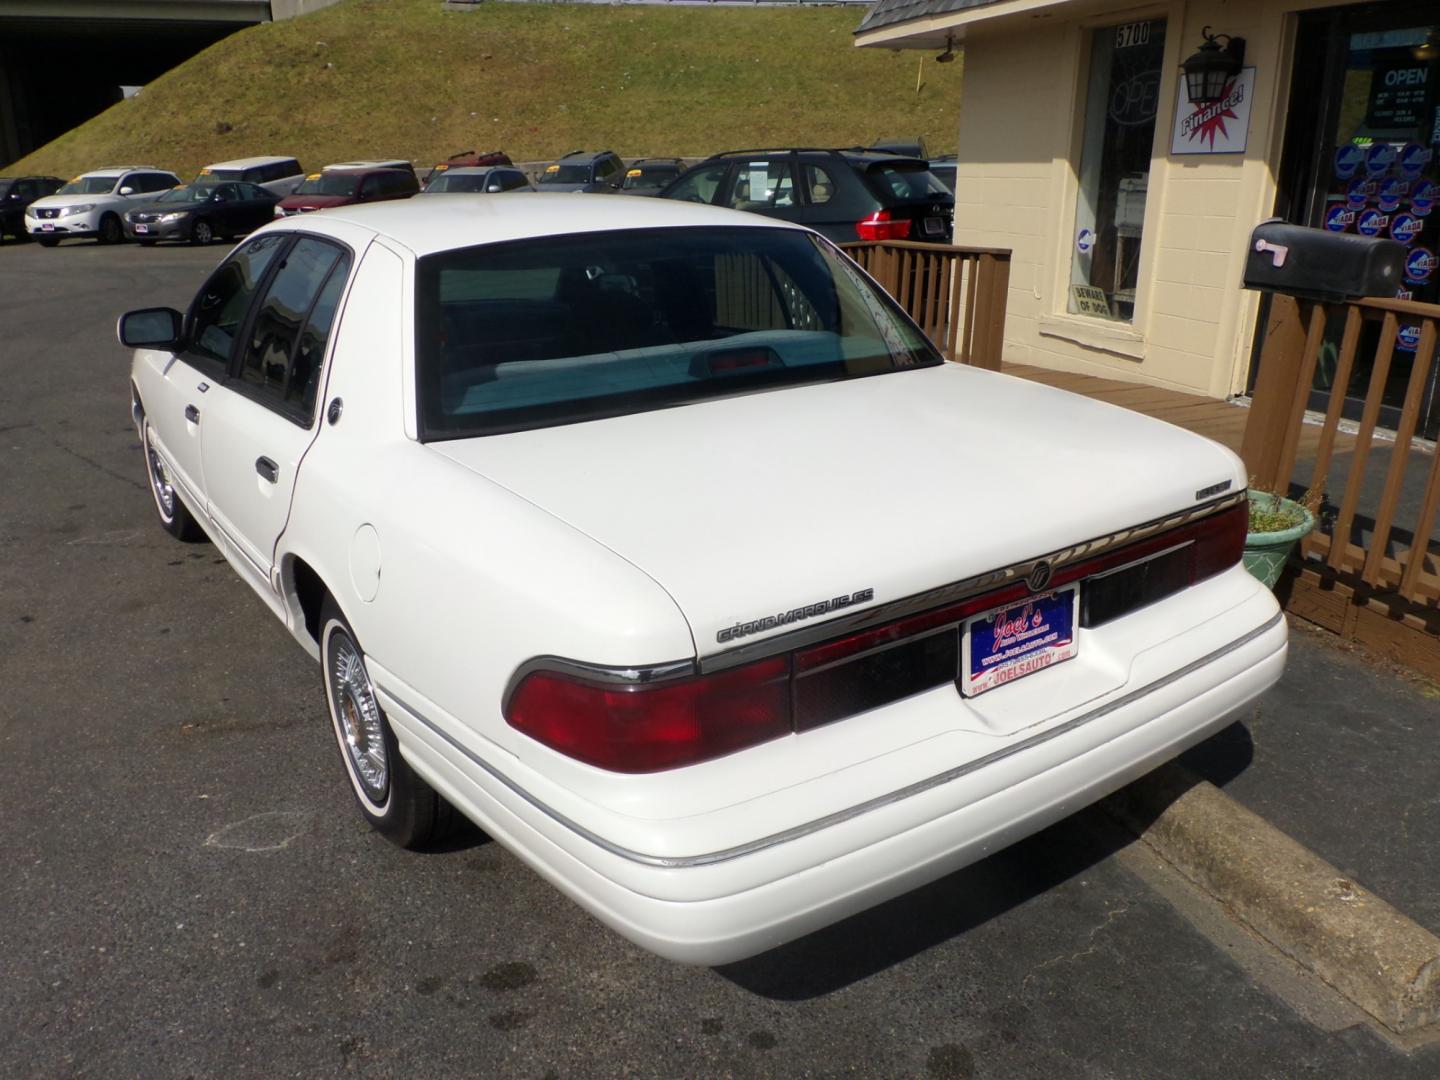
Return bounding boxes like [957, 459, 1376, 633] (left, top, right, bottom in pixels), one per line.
[803, 164, 839, 205]
[238, 237, 351, 422]
[866, 162, 952, 202]
[415, 226, 940, 439]
[187, 233, 288, 367]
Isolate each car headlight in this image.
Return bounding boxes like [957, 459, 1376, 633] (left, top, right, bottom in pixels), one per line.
[59, 204, 95, 217]
[158, 212, 187, 223]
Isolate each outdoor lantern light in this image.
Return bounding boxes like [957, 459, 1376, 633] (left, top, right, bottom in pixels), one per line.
[936, 34, 957, 64]
[1182, 27, 1246, 105]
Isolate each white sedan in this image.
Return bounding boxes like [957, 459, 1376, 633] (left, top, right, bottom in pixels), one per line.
[118, 195, 1287, 964]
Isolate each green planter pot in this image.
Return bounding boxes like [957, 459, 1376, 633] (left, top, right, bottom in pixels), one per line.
[1242, 492, 1315, 588]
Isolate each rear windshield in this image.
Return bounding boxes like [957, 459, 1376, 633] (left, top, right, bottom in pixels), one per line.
[539, 165, 591, 185]
[866, 162, 953, 203]
[415, 226, 941, 439]
[58, 176, 119, 195]
[293, 173, 360, 197]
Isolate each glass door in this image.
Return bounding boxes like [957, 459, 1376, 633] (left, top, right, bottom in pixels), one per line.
[1270, 3, 1440, 439]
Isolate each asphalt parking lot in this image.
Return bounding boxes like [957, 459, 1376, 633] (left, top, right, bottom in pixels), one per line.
[4, 236, 1439, 1079]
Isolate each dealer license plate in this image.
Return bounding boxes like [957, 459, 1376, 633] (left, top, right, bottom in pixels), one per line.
[39, 223, 54, 231]
[134, 224, 148, 234]
[923, 216, 947, 237]
[960, 586, 1079, 697]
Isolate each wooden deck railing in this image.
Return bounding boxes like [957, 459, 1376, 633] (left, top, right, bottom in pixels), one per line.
[841, 241, 1011, 369]
[1243, 292, 1440, 678]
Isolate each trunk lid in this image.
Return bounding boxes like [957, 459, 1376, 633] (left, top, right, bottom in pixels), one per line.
[431, 364, 1243, 658]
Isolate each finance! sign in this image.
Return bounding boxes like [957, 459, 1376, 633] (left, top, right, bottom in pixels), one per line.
[1171, 69, 1256, 155]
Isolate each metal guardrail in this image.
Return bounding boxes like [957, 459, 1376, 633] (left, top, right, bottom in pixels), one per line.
[839, 240, 1011, 370]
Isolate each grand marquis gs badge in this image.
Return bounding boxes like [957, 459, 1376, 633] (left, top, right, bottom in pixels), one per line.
[718, 588, 875, 643]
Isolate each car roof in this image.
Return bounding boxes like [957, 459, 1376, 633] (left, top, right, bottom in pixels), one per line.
[325, 160, 412, 170]
[702, 148, 928, 166]
[435, 166, 512, 175]
[555, 149, 617, 164]
[85, 166, 167, 176]
[273, 192, 805, 258]
[203, 156, 301, 170]
[629, 158, 683, 167]
[315, 166, 413, 178]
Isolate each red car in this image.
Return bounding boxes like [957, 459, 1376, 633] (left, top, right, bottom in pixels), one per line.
[274, 167, 419, 218]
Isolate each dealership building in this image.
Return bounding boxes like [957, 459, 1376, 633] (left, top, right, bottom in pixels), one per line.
[856, 0, 1440, 439]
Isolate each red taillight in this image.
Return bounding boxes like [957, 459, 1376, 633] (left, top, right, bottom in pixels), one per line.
[855, 209, 912, 242]
[505, 657, 791, 773]
[1190, 501, 1248, 580]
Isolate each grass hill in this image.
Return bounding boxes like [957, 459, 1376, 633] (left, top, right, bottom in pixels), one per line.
[6, 0, 962, 178]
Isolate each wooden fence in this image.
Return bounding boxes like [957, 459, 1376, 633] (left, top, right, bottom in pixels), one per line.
[1243, 293, 1440, 680]
[840, 240, 1011, 369]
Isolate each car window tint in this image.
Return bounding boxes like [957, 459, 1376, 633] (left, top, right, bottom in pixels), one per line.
[727, 160, 795, 210]
[188, 234, 288, 366]
[415, 226, 941, 439]
[239, 238, 345, 418]
[866, 162, 952, 201]
[665, 163, 728, 205]
[803, 164, 838, 205]
[290, 253, 352, 416]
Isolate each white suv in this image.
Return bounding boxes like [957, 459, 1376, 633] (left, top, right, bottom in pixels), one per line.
[25, 166, 181, 246]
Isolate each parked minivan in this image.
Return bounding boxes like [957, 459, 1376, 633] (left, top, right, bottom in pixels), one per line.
[274, 167, 420, 217]
[197, 156, 306, 197]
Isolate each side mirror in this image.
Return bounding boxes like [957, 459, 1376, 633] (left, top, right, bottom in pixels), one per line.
[117, 307, 183, 350]
[487, 183, 503, 193]
[119, 186, 135, 196]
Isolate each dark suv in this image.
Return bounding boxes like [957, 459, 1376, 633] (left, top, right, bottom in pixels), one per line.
[619, 158, 685, 196]
[0, 175, 63, 241]
[659, 149, 953, 245]
[536, 150, 626, 193]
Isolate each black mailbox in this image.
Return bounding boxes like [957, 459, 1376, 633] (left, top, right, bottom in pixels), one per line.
[1243, 218, 1406, 302]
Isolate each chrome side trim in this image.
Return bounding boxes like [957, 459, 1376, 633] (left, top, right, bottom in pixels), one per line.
[382, 609, 1283, 870]
[700, 492, 1246, 673]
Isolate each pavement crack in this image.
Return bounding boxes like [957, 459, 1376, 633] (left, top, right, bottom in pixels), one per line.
[1022, 900, 1134, 990]
[52, 440, 145, 492]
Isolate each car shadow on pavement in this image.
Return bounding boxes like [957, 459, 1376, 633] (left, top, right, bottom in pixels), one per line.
[717, 721, 1256, 1000]
[1175, 718, 1257, 791]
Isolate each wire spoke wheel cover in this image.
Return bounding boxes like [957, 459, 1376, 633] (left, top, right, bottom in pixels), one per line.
[144, 422, 176, 522]
[326, 625, 390, 806]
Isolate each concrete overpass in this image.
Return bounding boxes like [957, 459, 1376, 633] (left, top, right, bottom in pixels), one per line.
[0, 0, 340, 166]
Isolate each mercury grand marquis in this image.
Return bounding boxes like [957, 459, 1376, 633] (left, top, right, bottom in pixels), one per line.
[118, 195, 1287, 964]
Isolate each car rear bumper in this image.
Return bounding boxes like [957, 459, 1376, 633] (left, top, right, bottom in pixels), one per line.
[375, 576, 1287, 964]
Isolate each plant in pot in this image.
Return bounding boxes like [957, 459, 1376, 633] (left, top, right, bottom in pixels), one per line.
[1243, 488, 1316, 588]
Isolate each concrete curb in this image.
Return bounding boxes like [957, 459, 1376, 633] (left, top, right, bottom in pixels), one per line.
[1103, 763, 1440, 1035]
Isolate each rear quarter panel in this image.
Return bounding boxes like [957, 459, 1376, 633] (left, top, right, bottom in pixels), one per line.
[279, 237, 695, 765]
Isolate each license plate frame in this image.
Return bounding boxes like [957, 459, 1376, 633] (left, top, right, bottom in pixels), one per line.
[923, 216, 947, 237]
[134, 223, 149, 234]
[39, 223, 55, 232]
[960, 586, 1079, 697]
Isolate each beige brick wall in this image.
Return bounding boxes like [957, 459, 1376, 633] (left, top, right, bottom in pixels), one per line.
[951, 0, 1329, 398]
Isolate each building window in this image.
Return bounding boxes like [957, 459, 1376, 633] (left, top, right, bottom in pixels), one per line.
[1069, 18, 1167, 322]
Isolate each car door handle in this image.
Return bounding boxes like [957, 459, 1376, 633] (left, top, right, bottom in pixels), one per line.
[255, 456, 279, 484]
[184, 404, 200, 424]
